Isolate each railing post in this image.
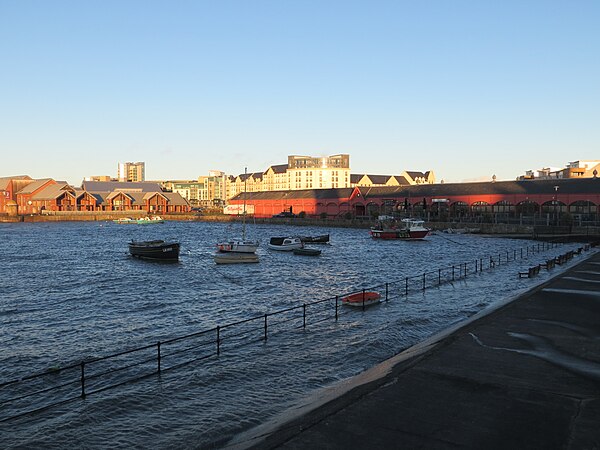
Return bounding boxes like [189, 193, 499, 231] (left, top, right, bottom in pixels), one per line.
[362, 289, 366, 310]
[157, 341, 161, 373]
[438, 268, 441, 285]
[521, 248, 523, 259]
[385, 283, 388, 301]
[452, 265, 455, 281]
[422, 273, 426, 290]
[335, 296, 338, 320]
[405, 277, 408, 296]
[80, 361, 86, 398]
[264, 314, 268, 341]
[303, 304, 307, 328]
[216, 326, 221, 355]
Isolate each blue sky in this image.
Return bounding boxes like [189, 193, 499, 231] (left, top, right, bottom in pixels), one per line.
[1, 0, 598, 185]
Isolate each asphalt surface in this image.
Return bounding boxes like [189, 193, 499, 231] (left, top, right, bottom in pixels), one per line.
[231, 247, 600, 450]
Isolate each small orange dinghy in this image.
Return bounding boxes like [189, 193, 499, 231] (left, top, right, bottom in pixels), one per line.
[341, 291, 381, 307]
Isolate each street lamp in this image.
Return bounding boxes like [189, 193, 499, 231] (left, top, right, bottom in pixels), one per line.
[554, 185, 559, 225]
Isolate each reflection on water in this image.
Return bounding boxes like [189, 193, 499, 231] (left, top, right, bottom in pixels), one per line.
[0, 221, 584, 448]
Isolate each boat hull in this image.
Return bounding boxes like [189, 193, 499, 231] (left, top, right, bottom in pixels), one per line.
[216, 241, 259, 253]
[299, 234, 330, 244]
[341, 291, 382, 307]
[268, 237, 303, 251]
[128, 240, 180, 261]
[214, 253, 259, 264]
[370, 228, 429, 240]
[293, 248, 321, 256]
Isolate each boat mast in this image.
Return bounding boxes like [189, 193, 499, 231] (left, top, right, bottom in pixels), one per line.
[242, 167, 247, 240]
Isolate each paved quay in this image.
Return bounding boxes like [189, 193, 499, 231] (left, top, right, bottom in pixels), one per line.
[235, 249, 600, 450]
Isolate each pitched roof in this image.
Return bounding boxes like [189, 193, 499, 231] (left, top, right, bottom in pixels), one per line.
[366, 175, 392, 185]
[16, 178, 55, 194]
[405, 171, 427, 179]
[265, 164, 288, 174]
[391, 176, 410, 185]
[82, 181, 163, 193]
[31, 184, 74, 200]
[163, 192, 190, 206]
[0, 175, 33, 190]
[350, 174, 365, 183]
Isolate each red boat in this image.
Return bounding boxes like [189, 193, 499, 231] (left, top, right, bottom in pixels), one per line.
[341, 291, 382, 307]
[370, 218, 430, 240]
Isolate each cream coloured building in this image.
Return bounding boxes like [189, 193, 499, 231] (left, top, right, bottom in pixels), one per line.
[223, 154, 435, 200]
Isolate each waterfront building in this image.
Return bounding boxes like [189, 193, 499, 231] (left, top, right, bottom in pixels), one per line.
[286, 154, 351, 190]
[118, 162, 145, 182]
[222, 155, 434, 200]
[0, 175, 33, 215]
[227, 177, 600, 222]
[0, 178, 190, 215]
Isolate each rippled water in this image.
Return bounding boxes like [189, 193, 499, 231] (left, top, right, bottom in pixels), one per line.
[0, 220, 586, 448]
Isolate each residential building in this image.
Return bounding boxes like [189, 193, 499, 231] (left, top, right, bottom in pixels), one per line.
[118, 162, 145, 182]
[222, 155, 435, 200]
[519, 160, 600, 180]
[162, 171, 227, 207]
[286, 154, 350, 190]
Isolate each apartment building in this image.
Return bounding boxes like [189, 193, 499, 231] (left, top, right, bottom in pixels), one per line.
[162, 171, 227, 207]
[519, 160, 600, 180]
[118, 162, 145, 182]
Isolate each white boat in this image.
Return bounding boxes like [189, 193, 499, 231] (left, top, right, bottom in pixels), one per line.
[267, 237, 304, 251]
[214, 252, 259, 264]
[216, 168, 259, 255]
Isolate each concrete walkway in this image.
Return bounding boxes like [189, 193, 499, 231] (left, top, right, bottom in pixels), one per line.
[237, 249, 600, 450]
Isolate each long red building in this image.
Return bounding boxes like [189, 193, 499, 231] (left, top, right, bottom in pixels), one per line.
[229, 178, 600, 220]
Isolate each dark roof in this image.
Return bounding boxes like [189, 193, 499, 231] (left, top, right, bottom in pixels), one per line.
[366, 175, 392, 185]
[82, 181, 163, 193]
[405, 171, 427, 180]
[231, 188, 355, 201]
[358, 178, 600, 199]
[350, 174, 364, 183]
[266, 164, 288, 174]
[392, 176, 410, 185]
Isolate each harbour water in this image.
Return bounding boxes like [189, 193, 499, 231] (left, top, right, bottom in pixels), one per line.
[0, 220, 584, 448]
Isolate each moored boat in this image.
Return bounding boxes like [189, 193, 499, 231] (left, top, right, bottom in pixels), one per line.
[267, 237, 304, 251]
[370, 218, 430, 240]
[216, 167, 259, 256]
[341, 291, 381, 307]
[299, 234, 330, 244]
[292, 248, 321, 256]
[113, 217, 136, 224]
[136, 216, 164, 224]
[214, 252, 259, 264]
[216, 240, 259, 253]
[128, 240, 180, 261]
